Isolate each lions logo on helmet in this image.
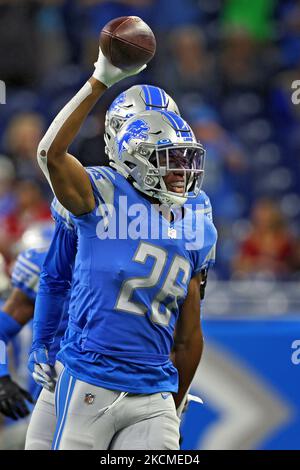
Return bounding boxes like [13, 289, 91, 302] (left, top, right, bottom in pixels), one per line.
[104, 85, 180, 158]
[110, 110, 205, 206]
[117, 119, 150, 157]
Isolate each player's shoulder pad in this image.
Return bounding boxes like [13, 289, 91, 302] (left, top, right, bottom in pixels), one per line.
[204, 215, 217, 246]
[201, 216, 217, 269]
[51, 197, 76, 231]
[11, 248, 47, 299]
[85, 165, 116, 207]
[188, 214, 217, 272]
[195, 190, 213, 221]
[16, 247, 48, 269]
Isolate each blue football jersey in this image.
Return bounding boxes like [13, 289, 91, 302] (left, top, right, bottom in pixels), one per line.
[11, 248, 46, 302]
[59, 166, 217, 394]
[51, 197, 76, 232]
[60, 192, 215, 336]
[11, 242, 71, 364]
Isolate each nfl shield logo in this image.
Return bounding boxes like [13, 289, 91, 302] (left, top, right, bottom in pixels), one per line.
[84, 393, 95, 405]
[168, 227, 177, 239]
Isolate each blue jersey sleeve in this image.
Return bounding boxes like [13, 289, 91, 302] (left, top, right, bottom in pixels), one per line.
[51, 197, 76, 231]
[11, 249, 45, 301]
[68, 166, 117, 232]
[85, 166, 116, 206]
[32, 218, 77, 352]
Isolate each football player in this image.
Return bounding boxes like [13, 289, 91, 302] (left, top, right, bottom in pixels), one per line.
[30, 48, 217, 450]
[0, 223, 54, 423]
[25, 83, 193, 450]
[0, 214, 76, 450]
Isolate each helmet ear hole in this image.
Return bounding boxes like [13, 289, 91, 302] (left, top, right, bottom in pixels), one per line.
[111, 117, 124, 132]
[124, 161, 136, 169]
[144, 175, 160, 188]
[149, 153, 158, 167]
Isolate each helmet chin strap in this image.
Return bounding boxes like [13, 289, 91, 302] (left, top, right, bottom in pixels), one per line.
[110, 161, 129, 179]
[157, 192, 187, 207]
[131, 168, 189, 207]
[155, 169, 188, 207]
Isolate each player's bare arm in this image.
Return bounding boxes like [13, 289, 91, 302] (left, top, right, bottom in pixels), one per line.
[0, 288, 35, 420]
[2, 288, 34, 325]
[171, 272, 204, 409]
[37, 48, 146, 216]
[38, 78, 107, 216]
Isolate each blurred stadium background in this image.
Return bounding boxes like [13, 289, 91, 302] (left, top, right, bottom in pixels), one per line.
[0, 0, 300, 450]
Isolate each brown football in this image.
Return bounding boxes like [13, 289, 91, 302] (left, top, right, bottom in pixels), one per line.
[100, 16, 156, 70]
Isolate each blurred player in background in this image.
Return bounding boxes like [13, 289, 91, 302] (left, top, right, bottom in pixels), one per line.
[0, 209, 77, 450]
[30, 48, 217, 450]
[0, 203, 78, 449]
[0, 223, 53, 448]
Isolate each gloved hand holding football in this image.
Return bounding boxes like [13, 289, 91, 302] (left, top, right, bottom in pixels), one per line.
[93, 16, 156, 87]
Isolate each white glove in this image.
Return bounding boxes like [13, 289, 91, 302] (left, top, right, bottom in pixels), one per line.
[28, 347, 57, 392]
[176, 393, 203, 418]
[93, 48, 147, 88]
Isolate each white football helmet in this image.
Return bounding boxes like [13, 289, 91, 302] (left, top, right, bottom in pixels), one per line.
[110, 110, 205, 206]
[104, 84, 180, 158]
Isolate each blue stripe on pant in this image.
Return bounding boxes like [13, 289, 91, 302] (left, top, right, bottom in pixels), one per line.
[52, 369, 76, 450]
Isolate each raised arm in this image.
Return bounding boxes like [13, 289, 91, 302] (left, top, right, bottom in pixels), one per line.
[37, 49, 146, 215]
[171, 272, 204, 411]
